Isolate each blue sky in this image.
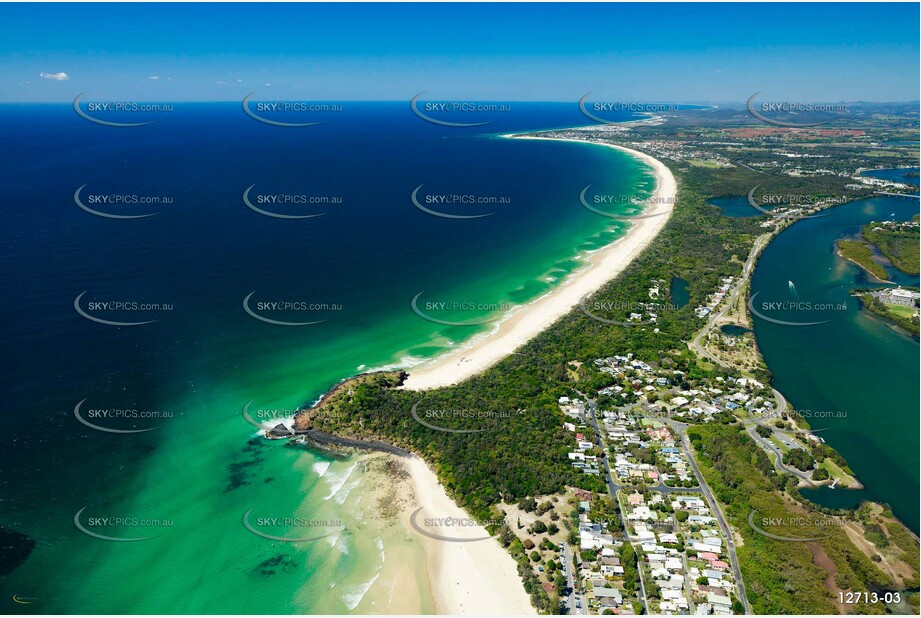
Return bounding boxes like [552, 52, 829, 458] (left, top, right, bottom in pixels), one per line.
[1, 2, 918, 102]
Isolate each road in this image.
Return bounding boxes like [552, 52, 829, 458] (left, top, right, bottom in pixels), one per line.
[678, 428, 752, 615]
[685, 230, 802, 480]
[686, 230, 787, 421]
[581, 393, 752, 614]
[561, 542, 586, 615]
[582, 396, 649, 614]
[681, 548, 696, 614]
[744, 424, 816, 485]
[689, 232, 770, 367]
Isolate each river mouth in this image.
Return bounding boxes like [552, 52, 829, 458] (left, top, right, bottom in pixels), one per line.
[750, 194, 920, 533]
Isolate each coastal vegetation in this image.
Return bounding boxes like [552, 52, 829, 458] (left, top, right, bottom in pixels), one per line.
[836, 239, 889, 281]
[782, 448, 816, 472]
[862, 216, 920, 275]
[294, 124, 919, 612]
[687, 423, 910, 615]
[854, 289, 921, 336]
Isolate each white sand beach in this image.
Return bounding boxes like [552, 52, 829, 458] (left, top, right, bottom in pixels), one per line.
[401, 136, 677, 390]
[403, 455, 536, 615]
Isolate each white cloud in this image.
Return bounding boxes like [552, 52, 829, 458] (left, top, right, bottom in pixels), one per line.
[148, 75, 159, 80]
[40, 71, 69, 81]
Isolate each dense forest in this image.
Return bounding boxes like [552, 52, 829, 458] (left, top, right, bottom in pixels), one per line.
[862, 216, 920, 275]
[688, 423, 893, 615]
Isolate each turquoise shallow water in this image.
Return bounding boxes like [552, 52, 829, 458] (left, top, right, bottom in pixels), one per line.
[0, 104, 653, 612]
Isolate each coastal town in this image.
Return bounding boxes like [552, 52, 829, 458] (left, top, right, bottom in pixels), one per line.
[285, 108, 918, 615]
[5, 4, 920, 617]
[551, 351, 792, 615]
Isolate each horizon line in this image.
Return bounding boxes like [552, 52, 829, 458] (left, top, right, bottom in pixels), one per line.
[3, 99, 920, 105]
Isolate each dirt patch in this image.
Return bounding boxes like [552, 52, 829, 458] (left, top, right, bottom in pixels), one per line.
[842, 521, 915, 589]
[501, 494, 569, 548]
[807, 541, 848, 614]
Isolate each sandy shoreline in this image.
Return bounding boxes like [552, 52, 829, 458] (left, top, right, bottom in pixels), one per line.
[402, 455, 536, 614]
[401, 135, 677, 390]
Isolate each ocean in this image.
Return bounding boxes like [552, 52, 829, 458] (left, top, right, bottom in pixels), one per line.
[0, 102, 653, 612]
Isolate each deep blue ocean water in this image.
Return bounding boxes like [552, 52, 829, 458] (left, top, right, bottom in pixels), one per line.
[0, 102, 657, 612]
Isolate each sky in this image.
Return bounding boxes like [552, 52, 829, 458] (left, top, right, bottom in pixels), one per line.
[1, 2, 919, 103]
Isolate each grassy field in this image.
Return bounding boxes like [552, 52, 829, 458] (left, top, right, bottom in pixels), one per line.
[688, 159, 722, 168]
[887, 303, 918, 319]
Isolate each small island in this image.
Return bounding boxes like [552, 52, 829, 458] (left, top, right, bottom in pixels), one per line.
[840, 216, 920, 334]
[837, 239, 890, 281]
[863, 216, 920, 275]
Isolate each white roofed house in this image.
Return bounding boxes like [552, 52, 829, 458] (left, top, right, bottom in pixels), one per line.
[580, 527, 614, 551]
[658, 532, 679, 544]
[703, 536, 723, 548]
[627, 506, 658, 521]
[708, 591, 733, 612]
[591, 586, 623, 606]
